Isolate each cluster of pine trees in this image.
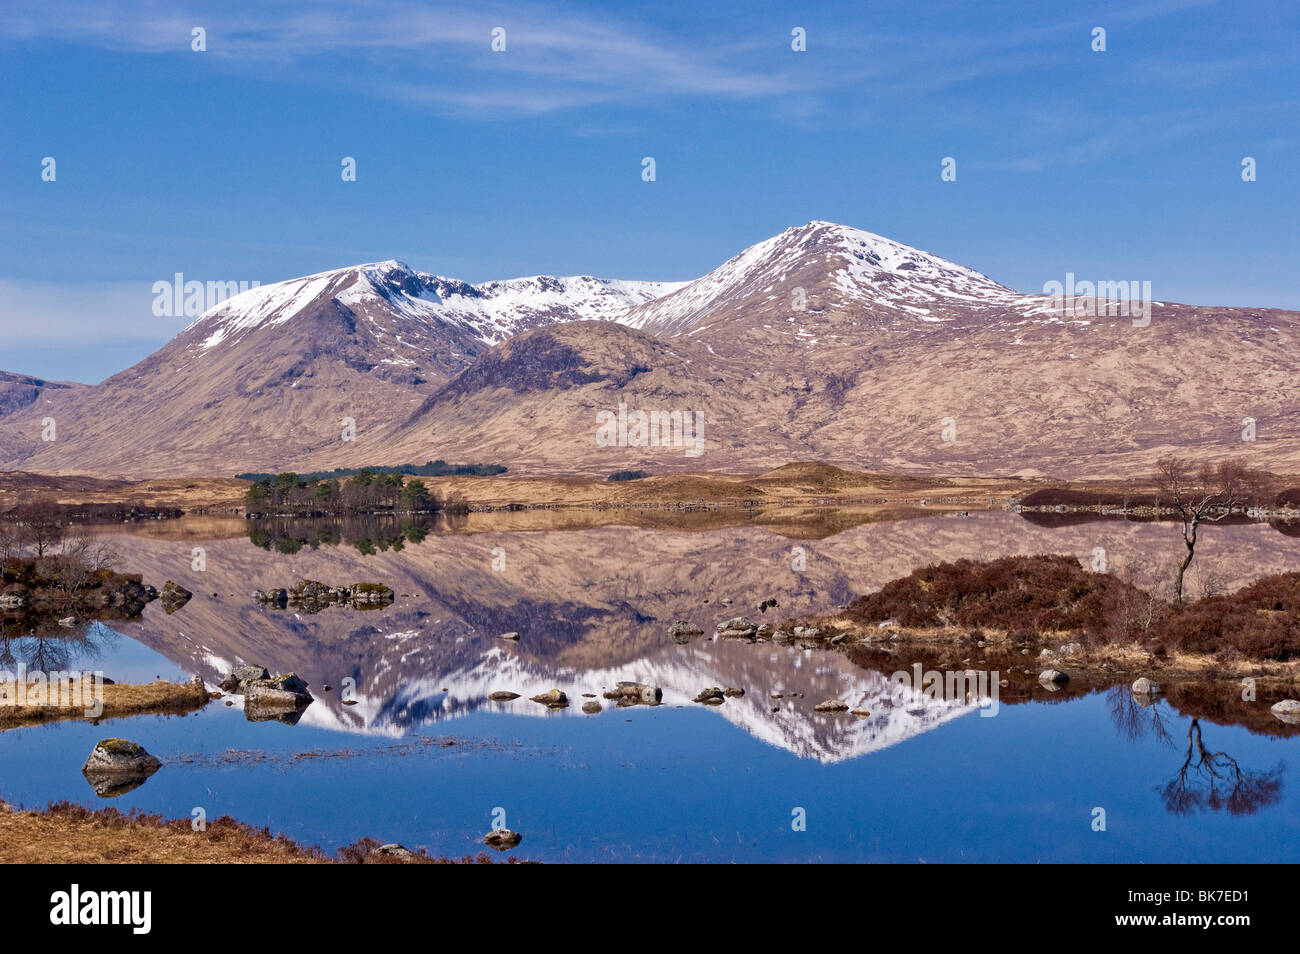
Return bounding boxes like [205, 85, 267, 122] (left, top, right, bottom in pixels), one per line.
[244, 469, 465, 515]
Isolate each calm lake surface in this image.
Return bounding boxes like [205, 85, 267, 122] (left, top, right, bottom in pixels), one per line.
[2, 509, 1298, 862]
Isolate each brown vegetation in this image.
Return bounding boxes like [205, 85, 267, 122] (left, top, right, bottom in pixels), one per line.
[0, 678, 211, 730]
[841, 554, 1300, 664]
[0, 802, 520, 864]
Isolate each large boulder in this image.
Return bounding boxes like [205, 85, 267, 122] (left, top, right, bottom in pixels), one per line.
[160, 581, 193, 615]
[1131, 677, 1161, 697]
[1038, 669, 1069, 687]
[1271, 699, 1300, 724]
[602, 682, 662, 705]
[242, 672, 314, 719]
[218, 665, 270, 693]
[82, 739, 161, 797]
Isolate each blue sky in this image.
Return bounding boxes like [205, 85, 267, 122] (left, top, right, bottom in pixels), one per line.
[1, 0, 1297, 383]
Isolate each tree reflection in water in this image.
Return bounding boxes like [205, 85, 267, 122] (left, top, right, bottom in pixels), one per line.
[1107, 687, 1284, 816]
[1160, 718, 1283, 816]
[0, 618, 119, 673]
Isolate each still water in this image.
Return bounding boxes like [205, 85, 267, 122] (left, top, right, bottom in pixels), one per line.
[1, 510, 1297, 862]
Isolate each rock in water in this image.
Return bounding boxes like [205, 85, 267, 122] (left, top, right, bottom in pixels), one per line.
[1131, 677, 1161, 696]
[668, 620, 704, 643]
[252, 588, 288, 607]
[82, 739, 162, 797]
[715, 617, 757, 639]
[581, 701, 602, 714]
[484, 829, 522, 851]
[242, 672, 314, 720]
[497, 631, 520, 641]
[530, 688, 568, 707]
[349, 583, 394, 608]
[601, 682, 662, 705]
[813, 698, 849, 712]
[160, 580, 193, 614]
[488, 690, 520, 701]
[693, 687, 725, 704]
[218, 665, 270, 693]
[1038, 669, 1069, 686]
[1271, 699, 1300, 724]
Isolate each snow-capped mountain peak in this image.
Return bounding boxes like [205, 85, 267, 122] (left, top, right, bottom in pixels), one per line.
[622, 220, 1025, 337]
[185, 259, 686, 354]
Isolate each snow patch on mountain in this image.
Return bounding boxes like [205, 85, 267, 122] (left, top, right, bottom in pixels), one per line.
[186, 259, 686, 353]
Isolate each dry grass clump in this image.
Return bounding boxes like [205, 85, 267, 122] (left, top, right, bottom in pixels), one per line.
[0, 802, 527, 864]
[0, 678, 210, 730]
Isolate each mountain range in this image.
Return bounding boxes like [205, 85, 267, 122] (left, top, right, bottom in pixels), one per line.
[4, 220, 1299, 479]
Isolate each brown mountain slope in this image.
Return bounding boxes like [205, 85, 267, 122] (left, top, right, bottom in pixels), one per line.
[3, 222, 1298, 479]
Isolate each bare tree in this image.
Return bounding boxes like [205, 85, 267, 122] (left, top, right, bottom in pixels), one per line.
[53, 533, 119, 605]
[0, 520, 18, 566]
[1153, 456, 1259, 603]
[15, 498, 65, 558]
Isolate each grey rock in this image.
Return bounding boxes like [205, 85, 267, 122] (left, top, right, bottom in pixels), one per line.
[602, 681, 662, 705]
[82, 739, 161, 797]
[1039, 669, 1069, 687]
[484, 828, 522, 851]
[369, 843, 417, 862]
[1131, 677, 1161, 696]
[813, 698, 849, 712]
[716, 616, 757, 638]
[1271, 699, 1300, 724]
[160, 580, 193, 614]
[219, 665, 270, 693]
[530, 688, 568, 707]
[488, 690, 520, 701]
[668, 619, 704, 643]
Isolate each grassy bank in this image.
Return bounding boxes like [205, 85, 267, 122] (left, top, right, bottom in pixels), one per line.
[0, 801, 519, 863]
[0, 678, 211, 730]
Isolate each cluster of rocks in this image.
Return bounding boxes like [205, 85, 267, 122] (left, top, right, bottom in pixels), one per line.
[692, 686, 744, 705]
[219, 665, 315, 722]
[603, 681, 663, 706]
[253, 579, 394, 613]
[81, 738, 161, 798]
[0, 558, 188, 623]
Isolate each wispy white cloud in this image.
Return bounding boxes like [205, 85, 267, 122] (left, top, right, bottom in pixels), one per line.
[0, 0, 820, 115]
[0, 278, 176, 346]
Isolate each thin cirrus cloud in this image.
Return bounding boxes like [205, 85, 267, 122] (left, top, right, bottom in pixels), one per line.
[0, 0, 821, 115]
